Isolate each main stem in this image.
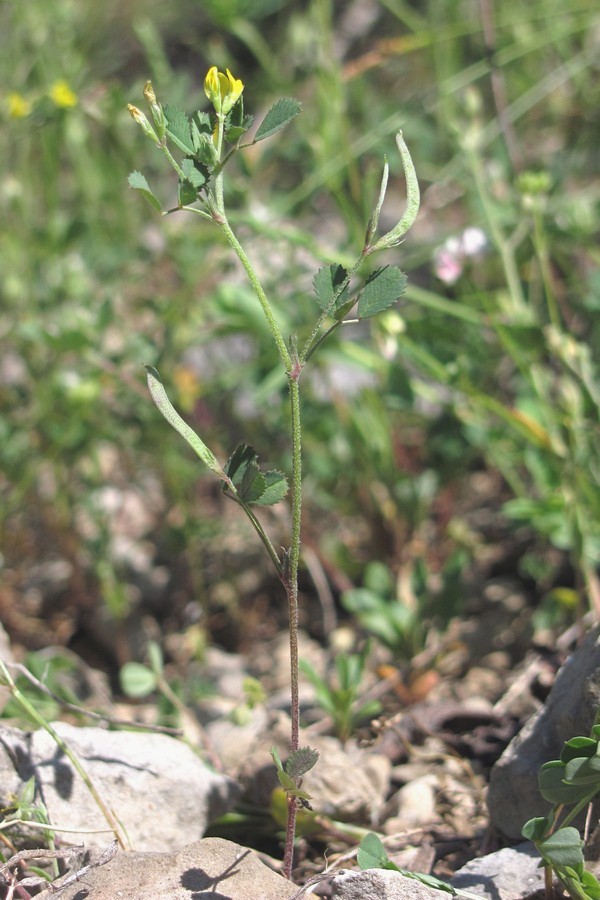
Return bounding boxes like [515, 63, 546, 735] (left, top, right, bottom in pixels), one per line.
[282, 372, 302, 879]
[214, 197, 302, 877]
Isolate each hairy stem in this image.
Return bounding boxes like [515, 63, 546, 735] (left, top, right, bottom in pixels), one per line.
[281, 364, 303, 879]
[217, 216, 292, 372]
[213, 210, 302, 877]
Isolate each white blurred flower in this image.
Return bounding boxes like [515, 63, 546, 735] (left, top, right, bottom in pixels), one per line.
[461, 226, 487, 255]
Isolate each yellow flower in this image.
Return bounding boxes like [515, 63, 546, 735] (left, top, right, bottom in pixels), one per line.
[49, 80, 78, 109]
[172, 365, 201, 412]
[203, 66, 244, 115]
[7, 92, 32, 118]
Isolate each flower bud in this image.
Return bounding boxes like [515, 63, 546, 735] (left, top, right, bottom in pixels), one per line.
[143, 81, 166, 140]
[127, 104, 160, 144]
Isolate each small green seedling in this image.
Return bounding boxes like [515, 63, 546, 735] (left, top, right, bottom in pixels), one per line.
[357, 832, 482, 898]
[522, 718, 600, 899]
[300, 644, 381, 743]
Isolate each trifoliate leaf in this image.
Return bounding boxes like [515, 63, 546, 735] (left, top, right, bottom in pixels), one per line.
[223, 443, 288, 506]
[254, 98, 301, 142]
[178, 179, 198, 206]
[313, 264, 350, 315]
[286, 747, 319, 779]
[226, 114, 254, 143]
[164, 104, 194, 155]
[254, 470, 288, 506]
[178, 158, 209, 205]
[224, 444, 265, 501]
[357, 265, 407, 318]
[192, 110, 212, 133]
[181, 158, 207, 189]
[277, 770, 297, 792]
[128, 171, 162, 212]
[145, 367, 223, 475]
[191, 122, 218, 166]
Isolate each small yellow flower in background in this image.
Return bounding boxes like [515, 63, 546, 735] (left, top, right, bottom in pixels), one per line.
[203, 66, 244, 115]
[7, 92, 32, 118]
[172, 365, 201, 412]
[49, 80, 78, 109]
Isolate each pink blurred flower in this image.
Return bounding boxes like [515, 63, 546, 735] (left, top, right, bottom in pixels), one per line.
[434, 227, 487, 284]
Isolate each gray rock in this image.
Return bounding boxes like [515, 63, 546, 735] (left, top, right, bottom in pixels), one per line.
[488, 625, 600, 839]
[451, 842, 544, 899]
[0, 722, 241, 851]
[37, 837, 297, 900]
[331, 869, 450, 899]
[302, 736, 391, 824]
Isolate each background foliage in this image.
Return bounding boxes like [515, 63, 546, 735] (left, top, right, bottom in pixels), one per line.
[1, 0, 599, 671]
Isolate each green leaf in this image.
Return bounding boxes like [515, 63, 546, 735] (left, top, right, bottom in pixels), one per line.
[226, 114, 254, 143]
[522, 816, 551, 842]
[254, 98, 301, 142]
[313, 264, 350, 316]
[358, 833, 391, 870]
[223, 443, 288, 506]
[145, 367, 223, 475]
[288, 787, 313, 801]
[538, 827, 584, 870]
[164, 104, 194, 155]
[538, 760, 595, 804]
[191, 123, 217, 166]
[120, 662, 157, 698]
[277, 770, 298, 792]
[270, 745, 284, 774]
[224, 444, 265, 501]
[564, 755, 600, 786]
[254, 470, 288, 506]
[357, 833, 457, 893]
[147, 641, 163, 675]
[561, 736, 598, 763]
[286, 747, 319, 779]
[19, 777, 36, 807]
[578, 869, 600, 899]
[127, 171, 162, 212]
[178, 179, 198, 206]
[270, 746, 313, 796]
[357, 265, 407, 319]
[181, 158, 207, 189]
